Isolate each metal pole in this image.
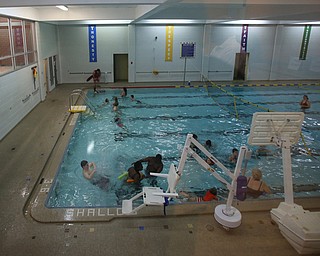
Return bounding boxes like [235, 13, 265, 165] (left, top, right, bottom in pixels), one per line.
[183, 57, 187, 85]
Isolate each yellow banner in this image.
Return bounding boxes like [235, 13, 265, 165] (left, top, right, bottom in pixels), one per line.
[165, 26, 174, 62]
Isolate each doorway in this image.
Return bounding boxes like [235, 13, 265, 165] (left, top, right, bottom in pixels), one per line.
[44, 55, 57, 92]
[113, 54, 128, 82]
[233, 53, 249, 81]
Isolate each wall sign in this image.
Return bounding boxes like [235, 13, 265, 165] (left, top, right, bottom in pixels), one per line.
[88, 25, 97, 62]
[181, 42, 195, 58]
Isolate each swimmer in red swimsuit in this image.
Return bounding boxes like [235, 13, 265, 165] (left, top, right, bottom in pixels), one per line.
[180, 187, 218, 202]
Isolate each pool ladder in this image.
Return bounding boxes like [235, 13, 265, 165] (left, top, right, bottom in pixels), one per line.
[68, 89, 96, 115]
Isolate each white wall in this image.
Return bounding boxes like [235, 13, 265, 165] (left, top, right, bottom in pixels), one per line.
[208, 26, 241, 81]
[271, 25, 320, 80]
[247, 26, 276, 80]
[57, 24, 204, 83]
[58, 25, 129, 84]
[39, 23, 59, 58]
[0, 21, 59, 140]
[135, 25, 204, 82]
[0, 68, 41, 140]
[56, 24, 320, 83]
[38, 22, 59, 96]
[207, 25, 320, 81]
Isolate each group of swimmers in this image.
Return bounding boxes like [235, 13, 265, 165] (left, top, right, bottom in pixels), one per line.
[82, 79, 313, 202]
[80, 154, 163, 187]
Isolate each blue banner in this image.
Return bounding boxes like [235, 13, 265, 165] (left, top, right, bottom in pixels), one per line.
[88, 25, 97, 62]
[240, 25, 248, 53]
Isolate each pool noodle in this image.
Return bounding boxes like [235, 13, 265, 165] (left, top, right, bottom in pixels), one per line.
[118, 172, 128, 179]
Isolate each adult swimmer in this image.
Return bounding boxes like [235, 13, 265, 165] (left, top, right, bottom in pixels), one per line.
[81, 160, 110, 191]
[134, 154, 164, 178]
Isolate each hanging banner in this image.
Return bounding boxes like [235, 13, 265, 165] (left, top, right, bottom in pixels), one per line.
[165, 26, 174, 62]
[88, 25, 97, 62]
[240, 25, 249, 53]
[14, 27, 23, 48]
[299, 25, 312, 60]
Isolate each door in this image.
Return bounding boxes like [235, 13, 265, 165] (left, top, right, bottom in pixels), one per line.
[53, 55, 58, 86]
[48, 56, 56, 90]
[43, 58, 49, 94]
[233, 53, 249, 80]
[114, 54, 128, 82]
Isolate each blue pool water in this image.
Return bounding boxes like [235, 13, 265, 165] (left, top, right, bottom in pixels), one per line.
[46, 85, 320, 208]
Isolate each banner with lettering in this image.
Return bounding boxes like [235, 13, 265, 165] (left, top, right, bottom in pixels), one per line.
[88, 25, 97, 62]
[240, 25, 249, 53]
[299, 25, 312, 60]
[165, 26, 174, 61]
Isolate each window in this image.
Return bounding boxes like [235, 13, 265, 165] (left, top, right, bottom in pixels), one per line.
[0, 17, 13, 74]
[25, 21, 37, 64]
[0, 16, 37, 76]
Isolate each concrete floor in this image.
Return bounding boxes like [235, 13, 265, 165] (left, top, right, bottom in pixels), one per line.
[0, 82, 319, 256]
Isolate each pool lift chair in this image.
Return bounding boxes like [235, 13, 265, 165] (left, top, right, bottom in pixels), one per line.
[248, 112, 320, 255]
[122, 133, 252, 230]
[68, 89, 96, 115]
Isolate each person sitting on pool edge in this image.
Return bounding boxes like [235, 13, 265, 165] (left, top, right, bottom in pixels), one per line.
[81, 160, 110, 190]
[127, 161, 145, 184]
[179, 187, 218, 202]
[246, 168, 271, 198]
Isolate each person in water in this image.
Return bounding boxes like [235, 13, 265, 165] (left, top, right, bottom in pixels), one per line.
[113, 96, 119, 111]
[246, 168, 271, 198]
[179, 187, 218, 202]
[130, 95, 142, 104]
[300, 95, 311, 109]
[127, 161, 145, 184]
[121, 87, 127, 97]
[229, 148, 239, 164]
[135, 154, 163, 177]
[114, 116, 126, 129]
[81, 160, 110, 190]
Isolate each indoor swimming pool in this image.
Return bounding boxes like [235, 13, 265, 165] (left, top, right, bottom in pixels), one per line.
[46, 85, 320, 209]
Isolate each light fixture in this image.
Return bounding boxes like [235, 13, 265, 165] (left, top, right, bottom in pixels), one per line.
[56, 5, 68, 11]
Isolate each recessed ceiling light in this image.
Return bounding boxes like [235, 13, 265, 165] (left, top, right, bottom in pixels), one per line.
[56, 5, 68, 11]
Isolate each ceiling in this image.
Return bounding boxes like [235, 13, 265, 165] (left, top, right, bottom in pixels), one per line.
[0, 0, 320, 25]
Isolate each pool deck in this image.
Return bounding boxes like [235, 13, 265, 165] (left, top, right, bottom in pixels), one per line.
[1, 81, 320, 256]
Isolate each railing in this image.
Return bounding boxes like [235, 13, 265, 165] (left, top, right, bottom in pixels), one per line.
[68, 89, 96, 115]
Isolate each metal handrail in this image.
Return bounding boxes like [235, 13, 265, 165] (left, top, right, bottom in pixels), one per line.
[68, 90, 96, 115]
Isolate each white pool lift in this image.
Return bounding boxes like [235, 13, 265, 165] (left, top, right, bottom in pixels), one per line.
[122, 133, 251, 230]
[248, 112, 320, 255]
